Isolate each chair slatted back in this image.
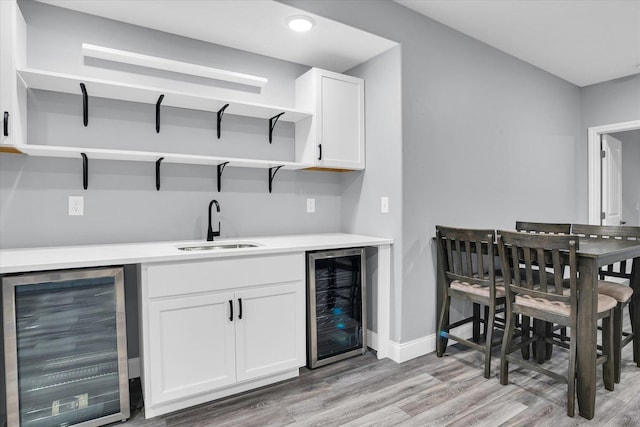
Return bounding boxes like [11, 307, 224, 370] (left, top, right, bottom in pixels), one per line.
[436, 226, 496, 288]
[572, 224, 640, 280]
[497, 230, 578, 307]
[516, 221, 572, 235]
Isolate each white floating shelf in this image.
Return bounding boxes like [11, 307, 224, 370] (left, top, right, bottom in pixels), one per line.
[19, 145, 310, 170]
[18, 68, 312, 122]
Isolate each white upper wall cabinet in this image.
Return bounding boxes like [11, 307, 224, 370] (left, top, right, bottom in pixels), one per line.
[0, 0, 27, 153]
[295, 68, 365, 170]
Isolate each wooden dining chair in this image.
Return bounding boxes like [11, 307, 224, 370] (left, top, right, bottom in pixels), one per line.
[572, 224, 640, 383]
[497, 230, 615, 417]
[515, 221, 572, 360]
[435, 226, 505, 379]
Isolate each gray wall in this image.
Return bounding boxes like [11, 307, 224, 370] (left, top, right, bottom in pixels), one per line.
[0, 0, 344, 250]
[612, 130, 640, 226]
[283, 0, 583, 342]
[343, 46, 403, 336]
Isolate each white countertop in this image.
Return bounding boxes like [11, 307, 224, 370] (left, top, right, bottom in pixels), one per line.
[0, 233, 392, 274]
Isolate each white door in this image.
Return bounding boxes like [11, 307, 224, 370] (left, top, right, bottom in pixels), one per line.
[602, 134, 623, 225]
[235, 283, 305, 382]
[147, 292, 236, 405]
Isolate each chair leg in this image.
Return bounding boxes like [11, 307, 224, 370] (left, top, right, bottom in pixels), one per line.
[629, 299, 640, 365]
[484, 303, 496, 379]
[603, 312, 615, 391]
[473, 303, 481, 343]
[437, 295, 451, 357]
[500, 308, 516, 385]
[483, 305, 490, 338]
[613, 304, 623, 383]
[521, 315, 530, 360]
[567, 322, 577, 417]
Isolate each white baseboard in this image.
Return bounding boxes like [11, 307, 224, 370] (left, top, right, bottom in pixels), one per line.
[375, 324, 474, 364]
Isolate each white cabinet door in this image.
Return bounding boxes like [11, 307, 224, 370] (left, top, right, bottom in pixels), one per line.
[295, 68, 365, 170]
[319, 74, 364, 169]
[0, 0, 25, 151]
[147, 292, 236, 405]
[235, 283, 305, 382]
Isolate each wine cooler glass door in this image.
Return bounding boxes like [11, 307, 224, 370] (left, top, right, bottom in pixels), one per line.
[2, 267, 130, 427]
[308, 248, 366, 368]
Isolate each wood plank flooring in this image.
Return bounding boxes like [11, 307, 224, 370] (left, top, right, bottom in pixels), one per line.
[124, 329, 640, 426]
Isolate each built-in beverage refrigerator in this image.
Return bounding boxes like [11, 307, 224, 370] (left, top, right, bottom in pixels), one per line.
[307, 248, 366, 369]
[2, 267, 129, 427]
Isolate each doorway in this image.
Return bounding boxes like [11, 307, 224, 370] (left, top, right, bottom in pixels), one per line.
[588, 120, 640, 224]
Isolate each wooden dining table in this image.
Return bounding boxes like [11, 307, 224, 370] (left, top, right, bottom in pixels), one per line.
[572, 237, 640, 419]
[434, 233, 640, 420]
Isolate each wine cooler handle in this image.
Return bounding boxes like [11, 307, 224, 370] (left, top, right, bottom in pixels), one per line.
[228, 300, 233, 321]
[238, 298, 243, 319]
[3, 111, 8, 137]
[318, 143, 322, 160]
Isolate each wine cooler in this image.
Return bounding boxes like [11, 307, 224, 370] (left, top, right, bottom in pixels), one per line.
[2, 267, 130, 427]
[307, 248, 366, 368]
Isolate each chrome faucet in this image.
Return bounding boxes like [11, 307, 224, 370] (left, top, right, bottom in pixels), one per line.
[207, 200, 221, 241]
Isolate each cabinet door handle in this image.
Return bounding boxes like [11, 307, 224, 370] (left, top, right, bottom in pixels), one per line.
[238, 298, 243, 320]
[318, 143, 322, 160]
[3, 111, 8, 137]
[228, 299, 233, 321]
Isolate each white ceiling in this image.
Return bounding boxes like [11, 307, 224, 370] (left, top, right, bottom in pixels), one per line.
[35, 0, 397, 73]
[396, 0, 640, 87]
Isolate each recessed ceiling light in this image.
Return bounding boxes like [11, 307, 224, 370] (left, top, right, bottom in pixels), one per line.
[287, 15, 315, 32]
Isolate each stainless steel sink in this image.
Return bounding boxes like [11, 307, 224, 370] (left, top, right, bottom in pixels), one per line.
[177, 243, 259, 251]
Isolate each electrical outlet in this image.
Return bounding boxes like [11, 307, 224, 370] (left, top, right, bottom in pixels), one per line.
[381, 196, 389, 214]
[306, 198, 316, 213]
[68, 196, 84, 216]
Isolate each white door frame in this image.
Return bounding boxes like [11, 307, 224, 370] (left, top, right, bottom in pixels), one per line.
[588, 120, 640, 224]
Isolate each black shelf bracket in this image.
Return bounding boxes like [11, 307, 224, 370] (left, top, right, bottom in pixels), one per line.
[80, 83, 88, 127]
[216, 161, 229, 192]
[217, 104, 229, 139]
[156, 94, 164, 133]
[81, 152, 88, 190]
[155, 157, 164, 191]
[268, 112, 285, 144]
[268, 165, 283, 193]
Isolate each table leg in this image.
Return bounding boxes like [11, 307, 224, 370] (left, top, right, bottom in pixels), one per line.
[533, 319, 546, 363]
[631, 257, 640, 365]
[576, 258, 597, 420]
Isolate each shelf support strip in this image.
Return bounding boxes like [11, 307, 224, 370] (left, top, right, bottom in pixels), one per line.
[217, 104, 229, 139]
[81, 152, 88, 190]
[80, 83, 88, 127]
[156, 94, 164, 133]
[269, 112, 285, 144]
[268, 165, 283, 193]
[156, 157, 164, 191]
[217, 161, 229, 192]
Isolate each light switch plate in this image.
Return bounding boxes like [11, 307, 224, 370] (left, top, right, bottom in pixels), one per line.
[306, 198, 316, 213]
[68, 196, 84, 216]
[381, 196, 389, 214]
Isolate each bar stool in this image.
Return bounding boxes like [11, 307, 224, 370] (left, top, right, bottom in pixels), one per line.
[435, 226, 504, 379]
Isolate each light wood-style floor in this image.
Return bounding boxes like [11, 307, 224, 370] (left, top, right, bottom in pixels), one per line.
[123, 331, 640, 426]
